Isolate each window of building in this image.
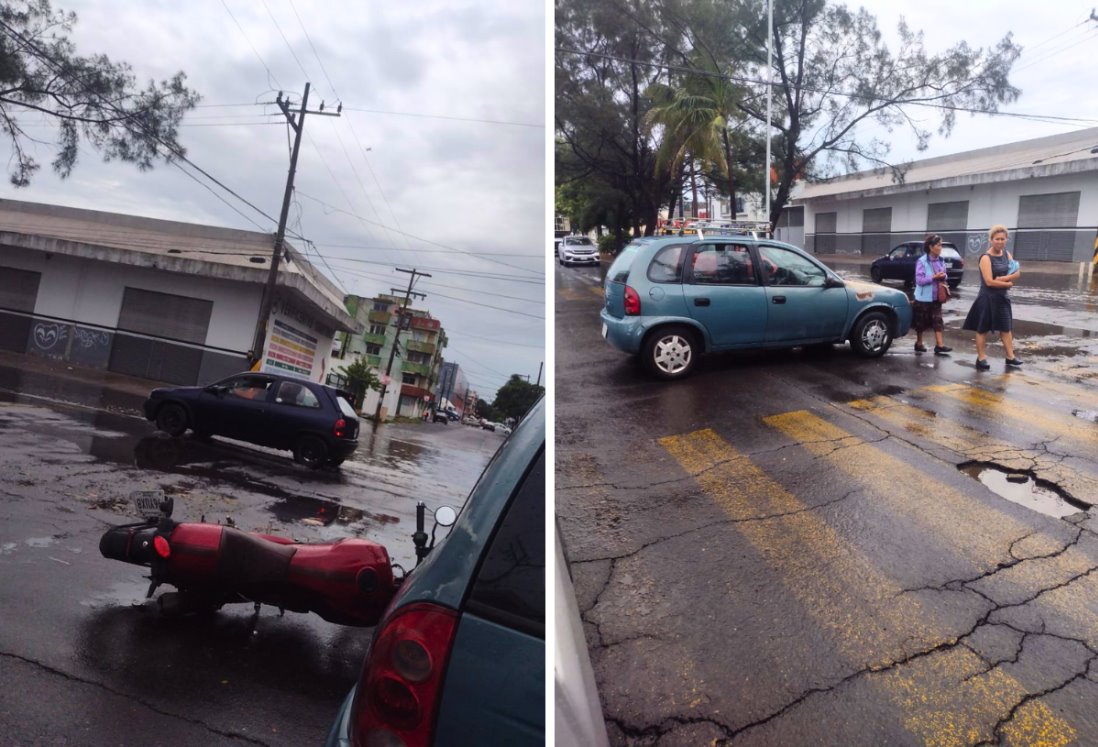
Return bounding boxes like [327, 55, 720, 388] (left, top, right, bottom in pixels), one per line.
[369, 324, 386, 335]
[402, 373, 416, 384]
[365, 343, 382, 355]
[372, 301, 390, 312]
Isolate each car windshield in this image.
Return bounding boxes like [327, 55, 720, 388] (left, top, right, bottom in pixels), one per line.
[567, 237, 594, 246]
[606, 244, 641, 283]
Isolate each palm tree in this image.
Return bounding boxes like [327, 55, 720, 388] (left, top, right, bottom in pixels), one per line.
[646, 59, 744, 220]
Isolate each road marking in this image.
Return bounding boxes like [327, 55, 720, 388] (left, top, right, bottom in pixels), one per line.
[925, 383, 1098, 452]
[557, 288, 587, 302]
[661, 425, 1075, 746]
[845, 394, 1098, 503]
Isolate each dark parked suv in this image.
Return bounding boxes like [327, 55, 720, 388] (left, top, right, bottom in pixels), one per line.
[869, 241, 965, 288]
[143, 372, 359, 468]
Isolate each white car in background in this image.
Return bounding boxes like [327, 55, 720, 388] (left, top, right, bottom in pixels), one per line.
[557, 235, 600, 266]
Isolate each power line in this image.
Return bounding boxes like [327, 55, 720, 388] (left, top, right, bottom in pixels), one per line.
[556, 47, 1098, 126]
[0, 18, 282, 229]
[342, 106, 542, 129]
[295, 191, 545, 277]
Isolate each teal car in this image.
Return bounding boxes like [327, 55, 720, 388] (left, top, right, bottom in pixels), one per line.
[600, 236, 912, 380]
[326, 398, 544, 746]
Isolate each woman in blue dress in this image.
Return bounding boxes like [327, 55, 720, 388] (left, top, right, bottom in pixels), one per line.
[961, 224, 1022, 369]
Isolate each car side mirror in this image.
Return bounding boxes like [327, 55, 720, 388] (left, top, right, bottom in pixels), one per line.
[434, 506, 457, 527]
[205, 385, 226, 397]
[824, 275, 845, 289]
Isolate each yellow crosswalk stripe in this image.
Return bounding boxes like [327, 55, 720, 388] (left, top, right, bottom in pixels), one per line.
[557, 288, 586, 302]
[845, 395, 1098, 504]
[926, 383, 1098, 451]
[660, 425, 1075, 747]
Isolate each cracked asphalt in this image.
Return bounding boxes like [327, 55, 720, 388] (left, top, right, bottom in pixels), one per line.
[556, 258, 1098, 745]
[0, 360, 504, 746]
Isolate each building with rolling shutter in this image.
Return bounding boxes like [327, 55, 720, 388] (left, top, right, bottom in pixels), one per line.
[791, 126, 1098, 263]
[0, 199, 357, 385]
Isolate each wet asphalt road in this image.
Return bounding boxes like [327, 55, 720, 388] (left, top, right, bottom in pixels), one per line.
[557, 256, 1098, 745]
[0, 374, 504, 746]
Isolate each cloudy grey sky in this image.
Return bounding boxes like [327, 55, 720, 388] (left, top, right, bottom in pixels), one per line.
[841, 0, 1098, 163]
[1, 0, 547, 401]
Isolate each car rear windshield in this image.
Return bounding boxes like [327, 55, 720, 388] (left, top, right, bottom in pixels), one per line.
[940, 247, 962, 259]
[336, 396, 357, 418]
[606, 244, 641, 283]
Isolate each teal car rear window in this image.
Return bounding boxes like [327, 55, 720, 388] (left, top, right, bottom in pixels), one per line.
[647, 244, 687, 283]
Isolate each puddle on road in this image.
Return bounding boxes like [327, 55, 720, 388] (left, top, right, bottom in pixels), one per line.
[960, 462, 1089, 519]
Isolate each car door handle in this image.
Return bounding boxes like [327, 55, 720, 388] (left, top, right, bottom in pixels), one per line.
[772, 296, 786, 304]
[694, 298, 710, 307]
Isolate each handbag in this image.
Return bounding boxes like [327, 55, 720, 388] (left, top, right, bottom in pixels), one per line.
[937, 281, 950, 303]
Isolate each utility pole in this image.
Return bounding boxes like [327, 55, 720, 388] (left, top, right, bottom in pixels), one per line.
[249, 83, 341, 368]
[373, 268, 431, 424]
[535, 362, 543, 387]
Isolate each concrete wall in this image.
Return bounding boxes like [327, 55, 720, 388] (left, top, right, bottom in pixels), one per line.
[1, 246, 259, 349]
[1, 245, 337, 385]
[800, 171, 1098, 260]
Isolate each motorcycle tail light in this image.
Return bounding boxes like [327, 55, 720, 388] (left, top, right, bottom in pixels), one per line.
[624, 285, 641, 315]
[153, 535, 171, 559]
[351, 602, 458, 747]
[334, 418, 347, 438]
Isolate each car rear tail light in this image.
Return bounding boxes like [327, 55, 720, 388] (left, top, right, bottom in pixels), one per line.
[351, 603, 459, 747]
[957, 259, 965, 269]
[624, 285, 641, 316]
[334, 418, 347, 438]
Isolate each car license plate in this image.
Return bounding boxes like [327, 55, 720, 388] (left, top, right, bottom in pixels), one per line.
[131, 490, 164, 518]
[601, 323, 608, 339]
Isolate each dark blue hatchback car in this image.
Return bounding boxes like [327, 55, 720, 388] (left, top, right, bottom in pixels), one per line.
[326, 398, 545, 746]
[142, 372, 359, 468]
[869, 240, 965, 288]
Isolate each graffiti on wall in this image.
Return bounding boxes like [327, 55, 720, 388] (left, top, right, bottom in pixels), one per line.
[69, 327, 113, 368]
[29, 322, 71, 360]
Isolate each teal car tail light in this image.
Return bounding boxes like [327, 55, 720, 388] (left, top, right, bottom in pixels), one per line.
[624, 285, 641, 316]
[352, 602, 459, 746]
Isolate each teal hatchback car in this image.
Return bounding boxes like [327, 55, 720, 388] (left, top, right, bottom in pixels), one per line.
[326, 399, 544, 746]
[600, 236, 912, 380]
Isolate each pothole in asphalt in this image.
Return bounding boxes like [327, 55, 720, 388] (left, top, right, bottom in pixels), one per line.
[1072, 409, 1098, 423]
[959, 462, 1089, 518]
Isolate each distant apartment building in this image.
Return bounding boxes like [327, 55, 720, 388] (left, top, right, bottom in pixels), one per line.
[330, 293, 446, 421]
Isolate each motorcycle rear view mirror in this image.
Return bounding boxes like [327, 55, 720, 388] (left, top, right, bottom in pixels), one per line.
[434, 506, 457, 527]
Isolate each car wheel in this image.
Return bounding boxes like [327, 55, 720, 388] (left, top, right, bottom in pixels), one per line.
[643, 325, 699, 380]
[870, 266, 883, 283]
[850, 311, 892, 358]
[155, 403, 188, 436]
[293, 435, 329, 469]
[325, 457, 345, 468]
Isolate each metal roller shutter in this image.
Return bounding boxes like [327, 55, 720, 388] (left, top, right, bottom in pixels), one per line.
[862, 207, 892, 254]
[815, 212, 836, 253]
[1014, 192, 1080, 261]
[0, 266, 41, 352]
[927, 201, 970, 254]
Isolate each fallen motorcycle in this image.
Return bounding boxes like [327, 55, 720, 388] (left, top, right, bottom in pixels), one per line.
[99, 492, 455, 627]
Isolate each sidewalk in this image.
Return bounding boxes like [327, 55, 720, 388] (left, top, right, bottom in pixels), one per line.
[0, 348, 167, 415]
